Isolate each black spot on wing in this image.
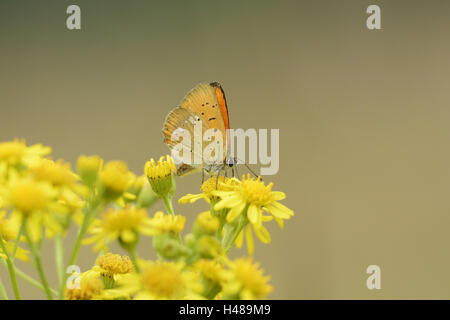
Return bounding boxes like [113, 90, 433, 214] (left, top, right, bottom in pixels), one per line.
[208, 117, 216, 121]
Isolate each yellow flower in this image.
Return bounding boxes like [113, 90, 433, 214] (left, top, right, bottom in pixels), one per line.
[145, 155, 176, 180]
[99, 160, 134, 198]
[192, 259, 229, 298]
[83, 205, 153, 251]
[26, 158, 86, 226]
[222, 258, 272, 300]
[144, 155, 176, 198]
[0, 139, 51, 166]
[29, 158, 77, 188]
[0, 211, 29, 262]
[192, 259, 229, 286]
[93, 253, 134, 289]
[116, 261, 202, 300]
[7, 178, 56, 214]
[179, 176, 235, 204]
[214, 174, 294, 229]
[193, 259, 228, 285]
[193, 211, 219, 235]
[195, 235, 223, 259]
[149, 211, 185, 235]
[58, 188, 84, 214]
[126, 175, 147, 199]
[0, 174, 61, 242]
[148, 212, 187, 259]
[77, 155, 103, 185]
[65, 271, 103, 300]
[130, 176, 158, 208]
[95, 253, 134, 276]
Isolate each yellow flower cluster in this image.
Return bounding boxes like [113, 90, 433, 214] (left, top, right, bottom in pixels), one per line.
[179, 174, 294, 254]
[0, 141, 293, 300]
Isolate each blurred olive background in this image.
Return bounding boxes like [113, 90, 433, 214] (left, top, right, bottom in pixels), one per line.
[1, 0, 450, 299]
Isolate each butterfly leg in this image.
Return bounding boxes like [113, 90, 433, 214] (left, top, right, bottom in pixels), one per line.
[216, 167, 228, 189]
[202, 169, 205, 184]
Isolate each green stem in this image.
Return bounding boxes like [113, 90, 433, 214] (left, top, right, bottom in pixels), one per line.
[161, 196, 183, 244]
[0, 234, 21, 300]
[127, 247, 141, 273]
[58, 196, 103, 299]
[13, 264, 58, 296]
[224, 219, 247, 253]
[11, 220, 25, 261]
[1, 259, 57, 295]
[0, 274, 9, 300]
[55, 235, 64, 287]
[162, 196, 182, 244]
[162, 196, 175, 216]
[57, 214, 88, 299]
[23, 227, 53, 300]
[216, 217, 225, 241]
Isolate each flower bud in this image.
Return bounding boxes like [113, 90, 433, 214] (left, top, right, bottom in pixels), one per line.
[144, 156, 176, 199]
[77, 155, 103, 186]
[153, 234, 186, 260]
[99, 160, 133, 199]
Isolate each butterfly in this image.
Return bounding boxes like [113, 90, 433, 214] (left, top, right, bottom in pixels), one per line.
[162, 82, 237, 180]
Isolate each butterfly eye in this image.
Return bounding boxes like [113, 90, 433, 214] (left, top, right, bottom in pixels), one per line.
[226, 157, 235, 167]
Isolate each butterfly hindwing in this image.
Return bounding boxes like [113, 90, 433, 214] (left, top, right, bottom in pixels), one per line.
[162, 106, 207, 176]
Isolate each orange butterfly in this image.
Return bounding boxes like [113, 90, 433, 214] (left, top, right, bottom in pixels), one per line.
[162, 82, 236, 179]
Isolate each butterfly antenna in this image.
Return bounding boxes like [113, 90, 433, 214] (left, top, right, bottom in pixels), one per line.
[231, 156, 260, 179]
[244, 163, 260, 179]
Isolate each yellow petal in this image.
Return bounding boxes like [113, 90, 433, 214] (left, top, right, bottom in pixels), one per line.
[253, 225, 271, 244]
[178, 193, 205, 204]
[267, 201, 293, 219]
[93, 239, 107, 252]
[226, 201, 246, 222]
[14, 246, 30, 262]
[123, 192, 136, 200]
[120, 229, 136, 243]
[82, 234, 101, 245]
[26, 214, 42, 243]
[246, 226, 254, 255]
[274, 217, 284, 229]
[43, 214, 62, 235]
[271, 191, 286, 201]
[247, 204, 259, 225]
[235, 230, 244, 248]
[214, 195, 241, 210]
[138, 226, 156, 237]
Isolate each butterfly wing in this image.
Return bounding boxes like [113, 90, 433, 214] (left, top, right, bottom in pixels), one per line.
[180, 82, 230, 158]
[162, 106, 207, 176]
